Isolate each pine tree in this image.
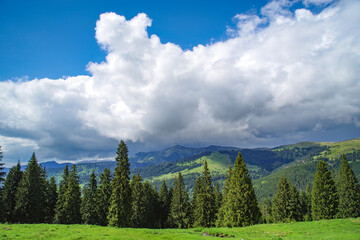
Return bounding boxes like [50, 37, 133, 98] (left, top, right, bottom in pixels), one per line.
[220, 152, 260, 227]
[81, 170, 99, 225]
[262, 198, 273, 223]
[158, 180, 171, 228]
[311, 160, 338, 220]
[192, 160, 216, 227]
[288, 185, 302, 221]
[2, 161, 22, 223]
[97, 167, 112, 226]
[130, 173, 145, 228]
[170, 172, 191, 228]
[62, 165, 82, 224]
[336, 155, 360, 218]
[15, 153, 47, 223]
[44, 177, 58, 223]
[54, 164, 70, 223]
[300, 185, 312, 221]
[143, 181, 160, 228]
[216, 164, 232, 227]
[213, 181, 222, 217]
[108, 140, 132, 227]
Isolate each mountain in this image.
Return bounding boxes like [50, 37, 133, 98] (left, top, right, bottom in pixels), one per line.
[7, 138, 359, 201]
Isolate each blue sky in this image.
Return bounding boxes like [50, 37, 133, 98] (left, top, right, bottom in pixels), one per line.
[0, 0, 359, 166]
[0, 0, 269, 81]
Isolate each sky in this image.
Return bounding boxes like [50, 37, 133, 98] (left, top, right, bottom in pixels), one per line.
[0, 0, 359, 166]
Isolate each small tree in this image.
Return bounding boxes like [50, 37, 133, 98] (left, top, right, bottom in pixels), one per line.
[81, 170, 99, 225]
[170, 172, 191, 228]
[108, 141, 132, 227]
[97, 167, 112, 226]
[311, 160, 338, 220]
[54, 164, 70, 223]
[336, 155, 360, 218]
[130, 173, 145, 228]
[15, 153, 47, 223]
[192, 160, 216, 227]
[220, 152, 260, 227]
[158, 180, 171, 228]
[213, 181, 222, 217]
[62, 165, 82, 224]
[2, 161, 22, 223]
[45, 177, 58, 223]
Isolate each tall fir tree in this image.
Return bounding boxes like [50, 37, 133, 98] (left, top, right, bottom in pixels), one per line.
[300, 185, 312, 221]
[54, 164, 70, 223]
[97, 167, 112, 226]
[192, 160, 216, 227]
[2, 161, 22, 223]
[44, 177, 58, 223]
[81, 170, 99, 225]
[219, 152, 260, 227]
[108, 140, 132, 227]
[158, 180, 171, 228]
[62, 165, 82, 224]
[170, 172, 191, 228]
[311, 160, 338, 220]
[336, 155, 360, 218]
[130, 173, 145, 228]
[15, 153, 47, 223]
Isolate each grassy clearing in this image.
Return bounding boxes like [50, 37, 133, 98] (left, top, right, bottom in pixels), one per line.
[317, 138, 360, 159]
[0, 218, 359, 240]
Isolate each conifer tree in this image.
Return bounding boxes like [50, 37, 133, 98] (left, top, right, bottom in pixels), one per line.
[143, 181, 160, 228]
[0, 146, 5, 222]
[108, 141, 132, 227]
[336, 155, 360, 218]
[170, 172, 191, 228]
[213, 181, 222, 217]
[192, 160, 216, 227]
[62, 165, 82, 224]
[288, 185, 302, 221]
[158, 180, 171, 228]
[54, 164, 70, 223]
[130, 173, 145, 228]
[15, 153, 47, 223]
[97, 167, 112, 226]
[300, 185, 312, 221]
[81, 170, 99, 225]
[262, 198, 273, 223]
[311, 160, 338, 220]
[45, 177, 58, 223]
[216, 164, 232, 226]
[220, 152, 260, 227]
[2, 161, 22, 223]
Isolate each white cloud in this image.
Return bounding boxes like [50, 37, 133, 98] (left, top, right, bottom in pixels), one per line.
[0, 0, 359, 164]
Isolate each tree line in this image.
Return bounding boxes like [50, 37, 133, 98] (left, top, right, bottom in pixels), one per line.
[0, 142, 359, 228]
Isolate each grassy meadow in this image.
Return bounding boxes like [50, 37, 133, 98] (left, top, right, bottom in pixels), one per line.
[1, 218, 359, 240]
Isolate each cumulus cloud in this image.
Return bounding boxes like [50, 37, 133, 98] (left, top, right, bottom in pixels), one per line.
[1, 0, 359, 165]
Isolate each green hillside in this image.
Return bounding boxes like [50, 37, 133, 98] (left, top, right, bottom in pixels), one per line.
[43, 138, 360, 200]
[1, 218, 359, 239]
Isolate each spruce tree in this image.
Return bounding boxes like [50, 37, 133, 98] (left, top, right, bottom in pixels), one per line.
[143, 181, 160, 228]
[97, 167, 112, 226]
[130, 173, 145, 228]
[108, 140, 132, 227]
[15, 153, 47, 223]
[45, 177, 58, 223]
[336, 155, 360, 218]
[62, 165, 82, 224]
[262, 198, 273, 223]
[216, 164, 232, 227]
[220, 152, 260, 227]
[300, 185, 312, 221]
[81, 170, 99, 225]
[192, 160, 216, 227]
[213, 181, 222, 217]
[158, 180, 171, 228]
[288, 185, 302, 221]
[2, 161, 22, 223]
[311, 160, 338, 220]
[170, 172, 191, 228]
[54, 164, 70, 223]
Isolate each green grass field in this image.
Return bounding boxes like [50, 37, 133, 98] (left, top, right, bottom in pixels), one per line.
[1, 218, 359, 240]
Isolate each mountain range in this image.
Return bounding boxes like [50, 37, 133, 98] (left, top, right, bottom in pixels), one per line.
[5, 138, 360, 201]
